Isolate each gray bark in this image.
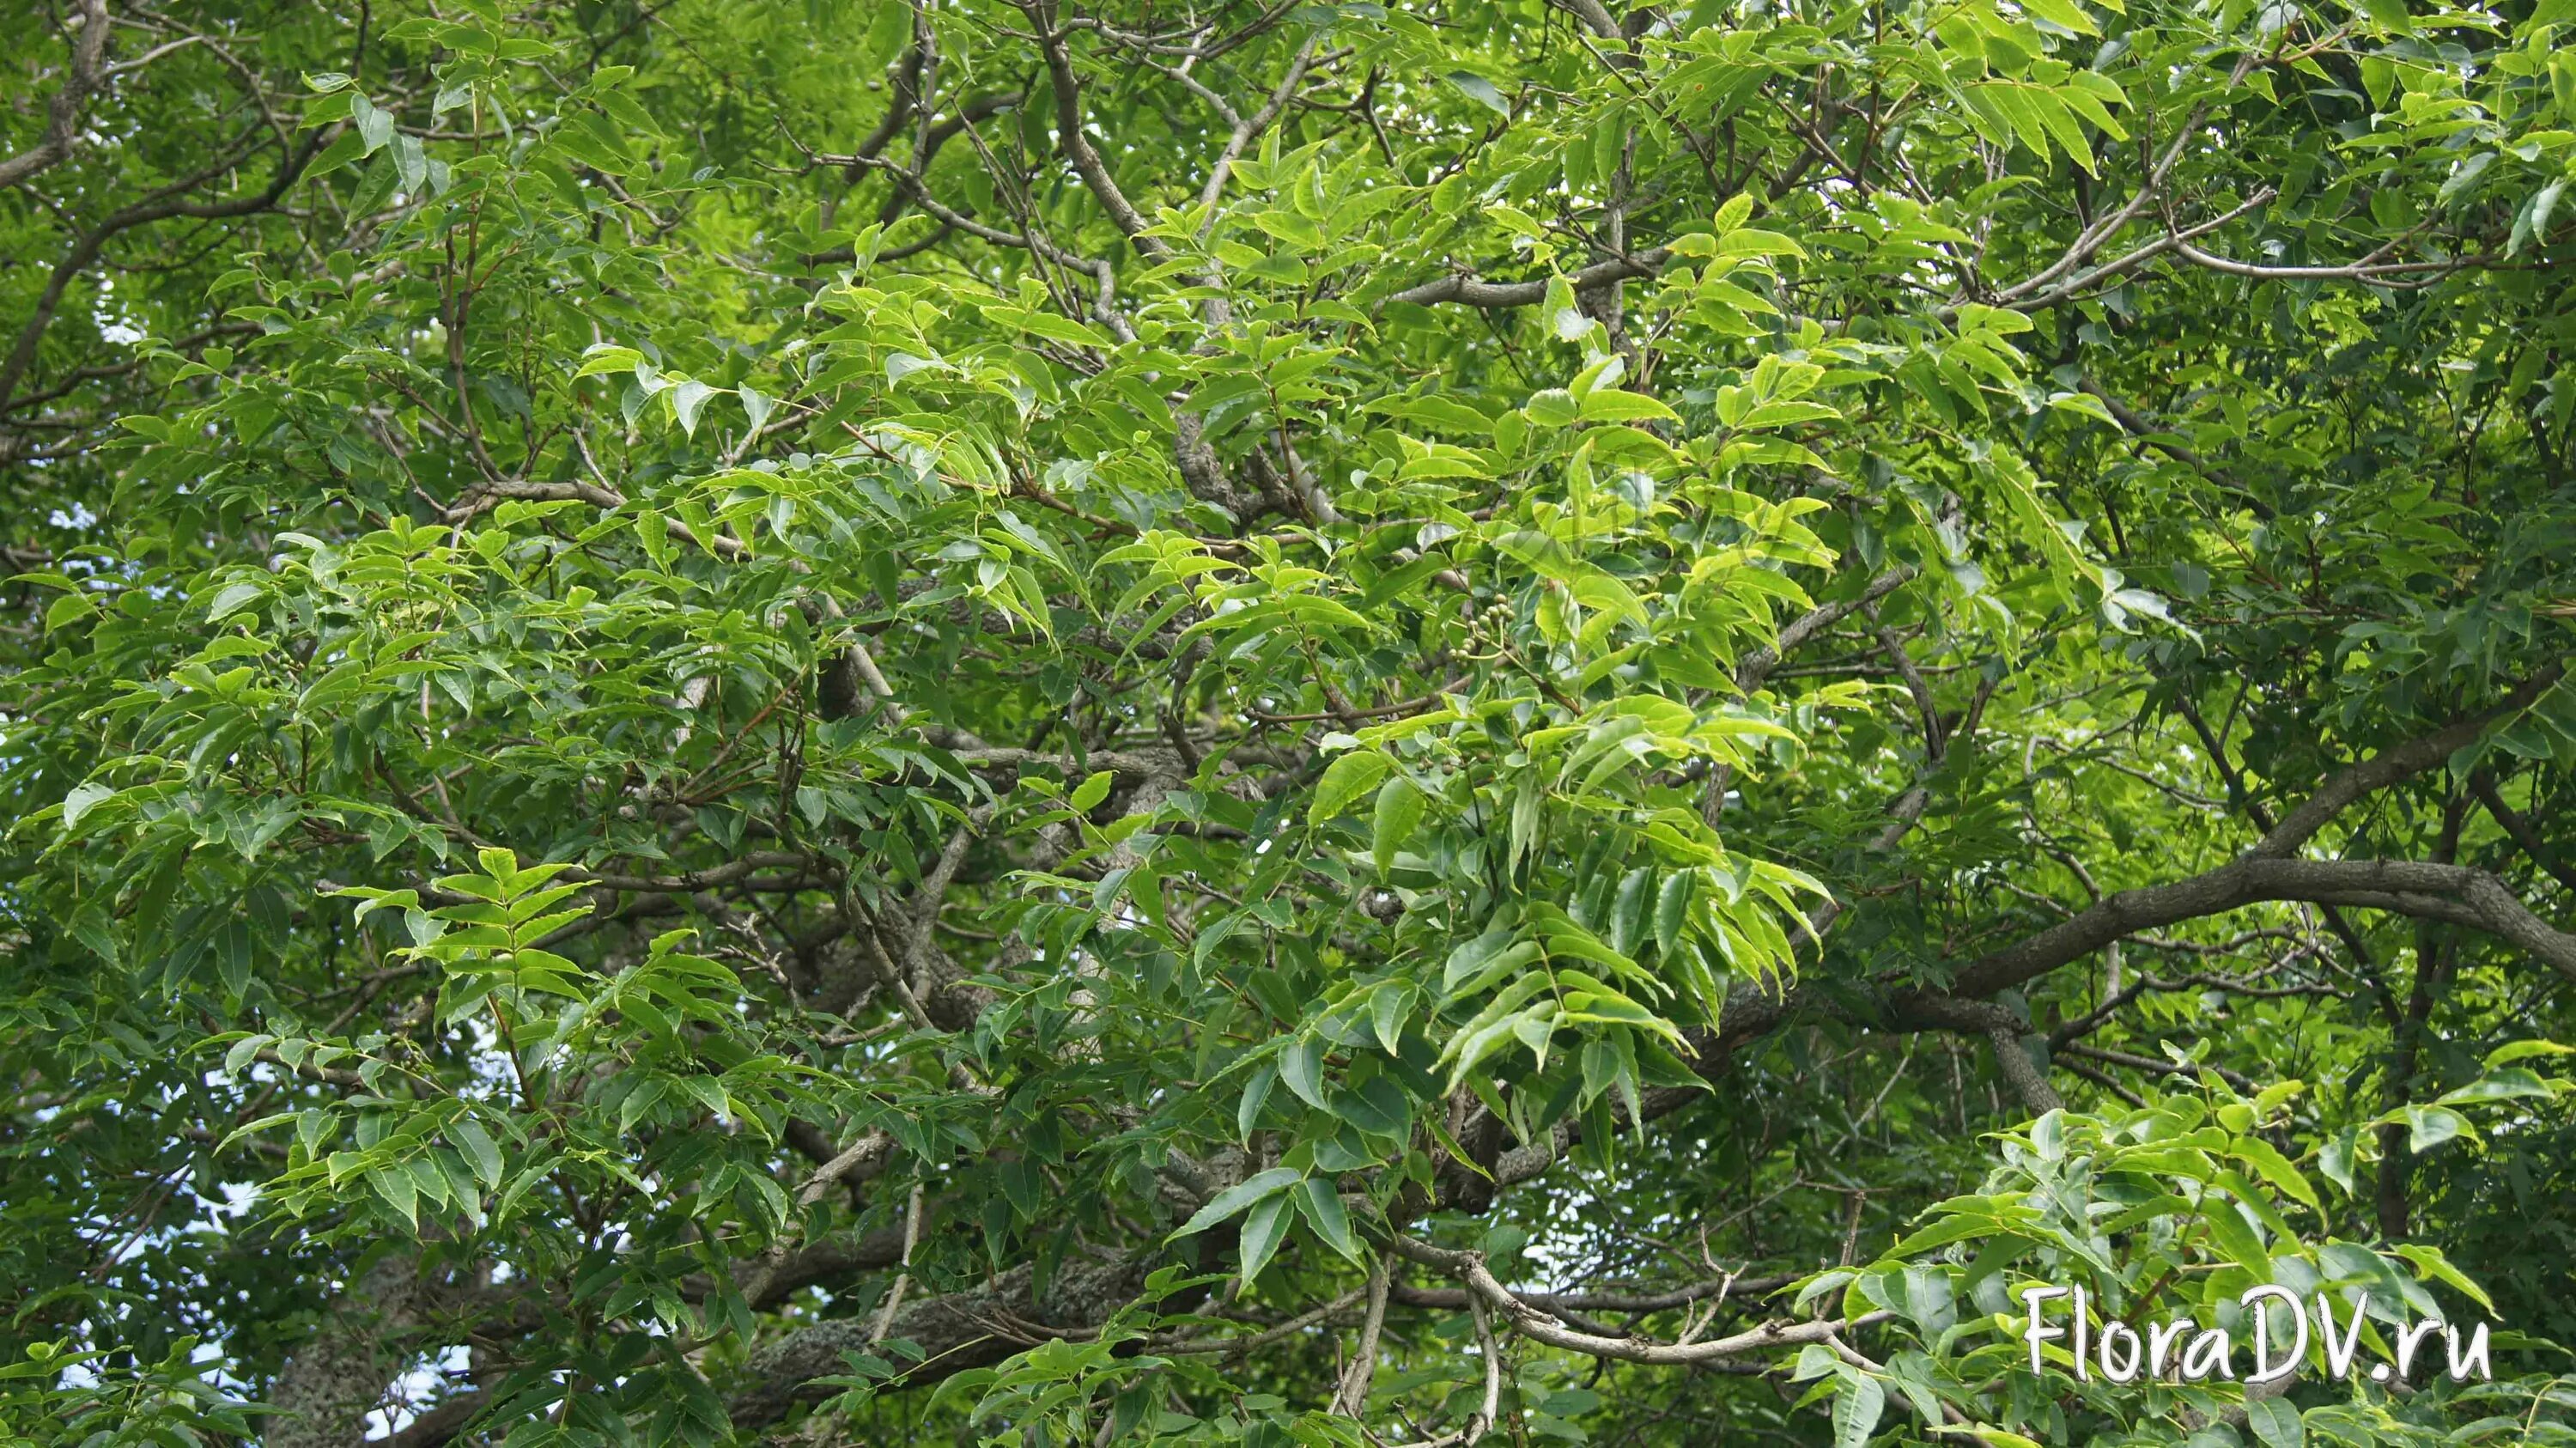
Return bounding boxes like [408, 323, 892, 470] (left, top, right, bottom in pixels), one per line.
[266, 1253, 427, 1448]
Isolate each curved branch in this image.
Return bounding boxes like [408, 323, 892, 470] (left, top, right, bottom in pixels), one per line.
[727, 1249, 1157, 1427]
[2251, 663, 2564, 859]
[1734, 564, 1916, 695]
[1940, 857, 2576, 1000]
[0, 122, 328, 415]
[1387, 247, 1673, 310]
[1384, 1235, 1885, 1366]
[1024, 1, 1168, 259]
[709, 847, 2576, 1415]
[0, 0, 111, 195]
[1898, 997, 2063, 1113]
[1708, 856, 2576, 1072]
[1388, 1272, 1796, 1316]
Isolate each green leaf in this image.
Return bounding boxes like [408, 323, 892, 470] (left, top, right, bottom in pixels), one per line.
[1371, 775, 1424, 876]
[575, 344, 644, 378]
[1929, 1430, 2042, 1448]
[2019, 0, 2099, 33]
[1902, 1264, 1956, 1335]
[2318, 1128, 2359, 1196]
[370, 1165, 420, 1230]
[2229, 1135, 2321, 1213]
[2484, 1039, 2576, 1070]
[2202, 1202, 2271, 1275]
[305, 125, 368, 179]
[222, 1033, 273, 1076]
[45, 590, 96, 630]
[1608, 867, 1652, 958]
[1280, 1037, 1327, 1109]
[1369, 981, 1410, 1056]
[1068, 770, 1115, 812]
[672, 380, 721, 436]
[1310, 751, 1392, 825]
[1445, 71, 1510, 116]
[2392, 1243, 2495, 1312]
[1295, 1177, 1362, 1262]
[1170, 1167, 1301, 1238]
[60, 782, 114, 831]
[2246, 1397, 2303, 1448]
[1653, 870, 1693, 957]
[1525, 388, 1580, 428]
[1579, 389, 1681, 425]
[349, 92, 395, 155]
[1237, 1064, 1276, 1142]
[2393, 1104, 2471, 1153]
[2434, 1070, 2555, 1106]
[1237, 1192, 1291, 1284]
[1832, 1372, 1884, 1448]
[204, 581, 264, 621]
[451, 1117, 505, 1189]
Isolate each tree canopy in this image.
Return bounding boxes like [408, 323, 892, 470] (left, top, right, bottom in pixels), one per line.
[5, 0, 2576, 1444]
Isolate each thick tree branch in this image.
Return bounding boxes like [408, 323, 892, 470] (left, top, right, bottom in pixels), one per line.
[1941, 857, 2576, 998]
[728, 1249, 1156, 1426]
[0, 0, 112, 194]
[1024, 2, 1169, 260]
[2251, 663, 2564, 859]
[1387, 247, 1673, 310]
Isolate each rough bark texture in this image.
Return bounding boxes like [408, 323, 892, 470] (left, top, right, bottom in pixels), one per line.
[265, 1253, 426, 1448]
[728, 1250, 1157, 1427]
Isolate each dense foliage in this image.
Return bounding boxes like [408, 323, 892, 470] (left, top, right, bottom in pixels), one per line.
[5, 0, 2576, 1443]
